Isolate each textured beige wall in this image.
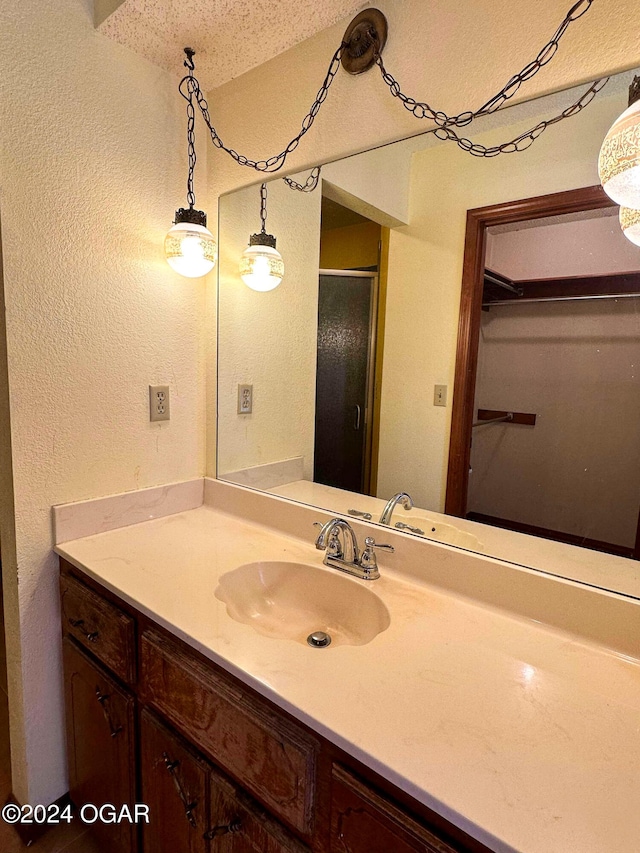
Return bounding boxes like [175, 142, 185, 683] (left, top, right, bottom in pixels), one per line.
[206, 0, 640, 479]
[375, 73, 633, 511]
[468, 300, 640, 546]
[217, 178, 322, 479]
[0, 0, 207, 804]
[0, 222, 24, 800]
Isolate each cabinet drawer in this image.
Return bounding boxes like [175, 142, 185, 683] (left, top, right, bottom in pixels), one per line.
[330, 765, 460, 853]
[140, 630, 318, 836]
[208, 762, 310, 853]
[61, 574, 136, 684]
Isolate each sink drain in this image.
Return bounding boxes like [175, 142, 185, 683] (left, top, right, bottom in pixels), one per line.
[307, 631, 332, 648]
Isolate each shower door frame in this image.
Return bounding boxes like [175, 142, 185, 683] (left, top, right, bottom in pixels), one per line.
[315, 269, 380, 496]
[443, 184, 640, 553]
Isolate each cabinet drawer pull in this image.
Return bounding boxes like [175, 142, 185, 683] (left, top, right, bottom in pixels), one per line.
[69, 618, 99, 643]
[162, 753, 198, 828]
[204, 817, 242, 840]
[95, 688, 123, 738]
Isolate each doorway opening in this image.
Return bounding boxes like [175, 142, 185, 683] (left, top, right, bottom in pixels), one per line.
[313, 198, 389, 495]
[446, 185, 640, 559]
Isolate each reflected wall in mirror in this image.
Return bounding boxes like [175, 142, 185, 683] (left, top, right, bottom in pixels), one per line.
[217, 67, 640, 599]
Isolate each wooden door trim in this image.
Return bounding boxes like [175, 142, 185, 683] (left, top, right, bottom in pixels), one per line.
[634, 508, 640, 561]
[444, 184, 615, 517]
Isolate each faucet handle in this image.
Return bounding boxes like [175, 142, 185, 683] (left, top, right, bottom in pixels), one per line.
[364, 537, 394, 553]
[359, 537, 394, 578]
[348, 508, 373, 521]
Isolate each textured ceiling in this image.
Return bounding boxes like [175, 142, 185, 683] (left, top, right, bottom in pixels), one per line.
[98, 0, 365, 89]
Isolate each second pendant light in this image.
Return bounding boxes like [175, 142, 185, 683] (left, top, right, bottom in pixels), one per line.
[239, 184, 285, 292]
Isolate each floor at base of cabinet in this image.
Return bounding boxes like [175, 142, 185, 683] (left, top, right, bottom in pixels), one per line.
[0, 688, 101, 852]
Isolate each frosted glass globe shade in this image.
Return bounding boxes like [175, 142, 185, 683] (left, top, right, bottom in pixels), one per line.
[165, 221, 217, 278]
[620, 206, 640, 247]
[239, 244, 284, 292]
[599, 99, 640, 208]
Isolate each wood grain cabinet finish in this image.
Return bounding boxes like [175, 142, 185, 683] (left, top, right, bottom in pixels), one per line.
[330, 765, 460, 853]
[61, 573, 136, 684]
[141, 708, 211, 853]
[141, 708, 310, 853]
[62, 638, 137, 853]
[208, 761, 310, 853]
[139, 629, 318, 837]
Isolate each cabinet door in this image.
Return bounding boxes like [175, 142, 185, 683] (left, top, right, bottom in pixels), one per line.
[206, 766, 309, 853]
[63, 638, 137, 853]
[330, 765, 461, 853]
[141, 630, 317, 836]
[140, 709, 210, 853]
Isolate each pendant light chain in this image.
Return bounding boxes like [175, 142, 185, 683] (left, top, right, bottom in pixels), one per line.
[180, 45, 345, 175]
[284, 166, 322, 192]
[374, 0, 594, 130]
[184, 50, 198, 209]
[260, 183, 268, 232]
[428, 77, 607, 158]
[179, 0, 599, 179]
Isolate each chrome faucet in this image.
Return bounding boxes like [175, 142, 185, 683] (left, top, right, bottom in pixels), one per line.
[314, 518, 393, 580]
[379, 492, 413, 526]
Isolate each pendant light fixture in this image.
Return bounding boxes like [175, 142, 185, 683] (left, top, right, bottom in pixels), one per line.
[619, 206, 640, 247]
[159, 5, 607, 273]
[599, 76, 640, 208]
[165, 48, 217, 278]
[239, 184, 285, 292]
[162, 5, 604, 216]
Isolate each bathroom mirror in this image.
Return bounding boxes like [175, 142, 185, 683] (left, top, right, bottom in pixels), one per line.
[217, 67, 640, 600]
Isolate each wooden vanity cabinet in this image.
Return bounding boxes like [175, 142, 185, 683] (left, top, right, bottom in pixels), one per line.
[139, 629, 317, 838]
[330, 765, 459, 853]
[141, 709, 309, 853]
[207, 769, 311, 853]
[140, 708, 210, 853]
[62, 638, 137, 853]
[59, 560, 491, 853]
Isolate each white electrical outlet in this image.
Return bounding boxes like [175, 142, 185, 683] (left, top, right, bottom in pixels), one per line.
[149, 385, 170, 422]
[238, 384, 253, 414]
[434, 384, 448, 407]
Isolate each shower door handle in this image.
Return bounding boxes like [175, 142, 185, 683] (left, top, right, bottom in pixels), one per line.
[354, 405, 361, 430]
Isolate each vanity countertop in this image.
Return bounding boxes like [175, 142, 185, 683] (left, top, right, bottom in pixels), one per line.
[56, 503, 640, 853]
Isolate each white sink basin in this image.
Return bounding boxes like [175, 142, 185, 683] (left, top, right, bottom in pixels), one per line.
[215, 561, 390, 647]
